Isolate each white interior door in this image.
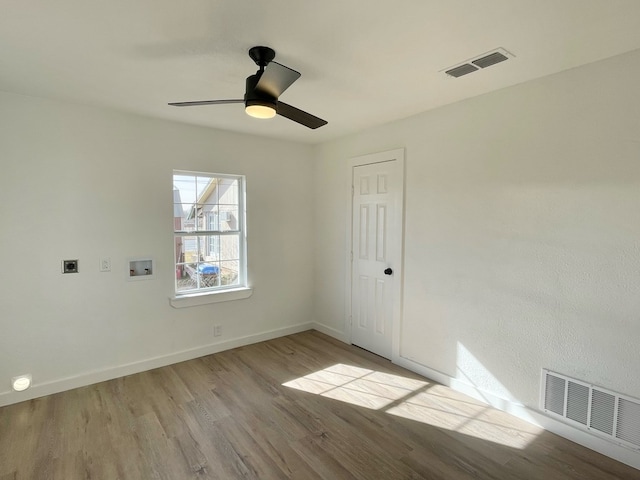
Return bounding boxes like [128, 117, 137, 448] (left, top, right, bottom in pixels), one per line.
[350, 157, 402, 359]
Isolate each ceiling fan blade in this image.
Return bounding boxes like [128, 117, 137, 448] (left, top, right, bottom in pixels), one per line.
[168, 99, 243, 107]
[276, 102, 327, 129]
[256, 62, 301, 98]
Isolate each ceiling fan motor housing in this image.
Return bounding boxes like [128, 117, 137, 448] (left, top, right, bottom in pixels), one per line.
[244, 73, 277, 109]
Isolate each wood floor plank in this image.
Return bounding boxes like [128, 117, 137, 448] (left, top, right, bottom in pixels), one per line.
[178, 400, 260, 479]
[1, 330, 639, 479]
[213, 415, 292, 480]
[213, 393, 325, 479]
[290, 434, 360, 480]
[168, 432, 215, 479]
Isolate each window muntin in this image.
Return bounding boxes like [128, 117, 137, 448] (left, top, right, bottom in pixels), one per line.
[173, 171, 246, 294]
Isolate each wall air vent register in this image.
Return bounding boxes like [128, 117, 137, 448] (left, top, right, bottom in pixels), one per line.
[542, 369, 640, 451]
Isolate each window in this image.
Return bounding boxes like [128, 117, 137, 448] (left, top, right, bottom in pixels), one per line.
[173, 171, 247, 295]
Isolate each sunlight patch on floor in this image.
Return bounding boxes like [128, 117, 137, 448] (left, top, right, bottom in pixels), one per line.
[387, 384, 543, 449]
[282, 363, 429, 410]
[283, 364, 542, 450]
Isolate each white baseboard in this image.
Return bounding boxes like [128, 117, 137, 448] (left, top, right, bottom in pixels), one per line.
[393, 355, 640, 471]
[311, 322, 348, 343]
[0, 322, 314, 408]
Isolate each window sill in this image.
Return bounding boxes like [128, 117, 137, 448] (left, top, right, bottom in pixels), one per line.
[170, 287, 253, 308]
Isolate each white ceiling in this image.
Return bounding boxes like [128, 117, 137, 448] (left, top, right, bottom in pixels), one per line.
[2, 1, 640, 144]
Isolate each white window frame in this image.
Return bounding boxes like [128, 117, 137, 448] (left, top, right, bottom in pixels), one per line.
[170, 170, 252, 308]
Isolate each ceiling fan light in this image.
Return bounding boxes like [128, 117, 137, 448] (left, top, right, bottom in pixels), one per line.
[245, 103, 276, 119]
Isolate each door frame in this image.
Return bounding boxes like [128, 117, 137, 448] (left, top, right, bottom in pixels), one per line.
[345, 148, 405, 362]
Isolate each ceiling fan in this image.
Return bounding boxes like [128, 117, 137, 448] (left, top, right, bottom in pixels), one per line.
[168, 46, 327, 129]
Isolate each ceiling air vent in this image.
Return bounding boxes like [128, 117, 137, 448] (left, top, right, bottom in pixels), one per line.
[443, 48, 513, 78]
[472, 51, 509, 69]
[445, 64, 479, 78]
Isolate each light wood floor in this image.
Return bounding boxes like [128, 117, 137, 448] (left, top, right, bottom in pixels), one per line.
[1, 330, 638, 479]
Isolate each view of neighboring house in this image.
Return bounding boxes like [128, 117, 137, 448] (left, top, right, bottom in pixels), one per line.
[173, 174, 241, 292]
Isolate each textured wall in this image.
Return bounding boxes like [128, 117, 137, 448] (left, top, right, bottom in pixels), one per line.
[0, 92, 314, 403]
[313, 48, 640, 408]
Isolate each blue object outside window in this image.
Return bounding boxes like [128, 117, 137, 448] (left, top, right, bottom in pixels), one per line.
[198, 264, 220, 275]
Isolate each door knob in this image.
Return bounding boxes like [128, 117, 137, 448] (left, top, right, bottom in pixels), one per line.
[384, 268, 393, 275]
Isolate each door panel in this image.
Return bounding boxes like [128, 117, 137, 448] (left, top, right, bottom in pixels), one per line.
[351, 160, 400, 359]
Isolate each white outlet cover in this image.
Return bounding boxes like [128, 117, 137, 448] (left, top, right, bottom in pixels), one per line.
[100, 257, 111, 272]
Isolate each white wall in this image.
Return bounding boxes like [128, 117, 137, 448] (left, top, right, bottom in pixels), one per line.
[0, 91, 314, 404]
[313, 48, 640, 411]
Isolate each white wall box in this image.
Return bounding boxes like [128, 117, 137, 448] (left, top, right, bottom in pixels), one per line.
[128, 258, 154, 281]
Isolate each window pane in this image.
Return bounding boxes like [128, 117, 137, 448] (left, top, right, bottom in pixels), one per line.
[196, 176, 216, 203]
[198, 261, 220, 288]
[220, 234, 239, 261]
[173, 204, 196, 232]
[173, 176, 196, 204]
[174, 236, 184, 264]
[203, 205, 219, 231]
[177, 235, 198, 263]
[176, 262, 198, 292]
[220, 261, 239, 286]
[217, 178, 238, 206]
[201, 234, 220, 261]
[218, 206, 238, 232]
[195, 204, 206, 231]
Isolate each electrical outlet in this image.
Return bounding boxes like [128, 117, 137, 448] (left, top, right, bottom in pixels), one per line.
[100, 257, 111, 272]
[213, 325, 222, 337]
